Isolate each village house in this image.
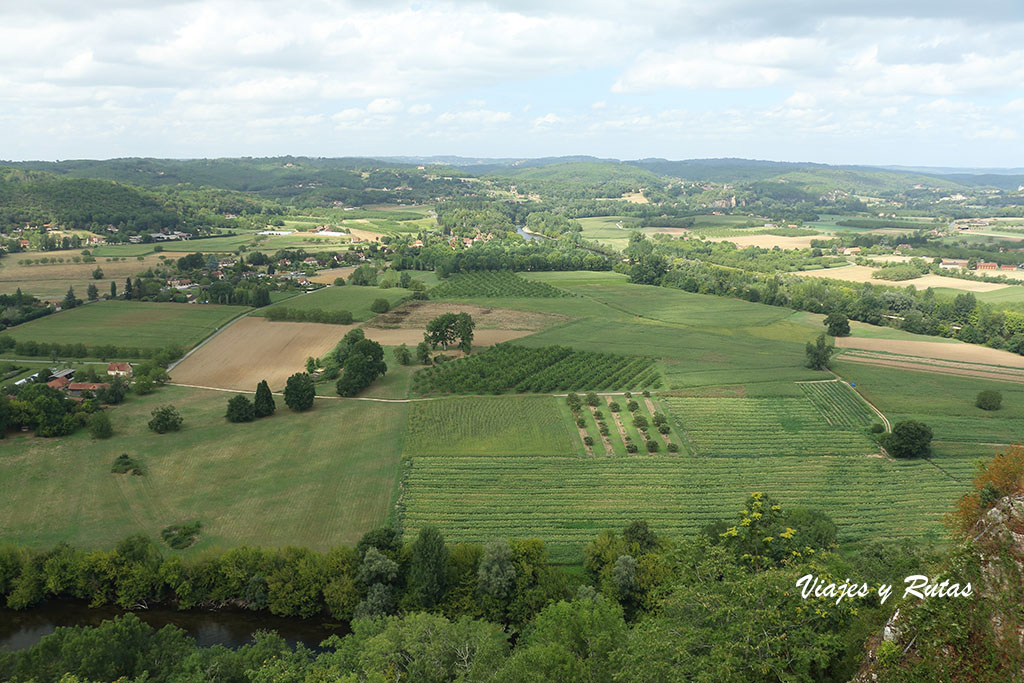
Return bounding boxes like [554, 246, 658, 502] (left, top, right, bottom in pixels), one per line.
[47, 376, 71, 391]
[842, 247, 861, 256]
[976, 261, 999, 271]
[939, 259, 969, 270]
[68, 382, 109, 398]
[87, 235, 105, 245]
[107, 362, 133, 378]
[1000, 264, 1019, 272]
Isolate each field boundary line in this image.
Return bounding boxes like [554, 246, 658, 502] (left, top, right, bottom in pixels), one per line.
[166, 307, 255, 371]
[829, 370, 890, 432]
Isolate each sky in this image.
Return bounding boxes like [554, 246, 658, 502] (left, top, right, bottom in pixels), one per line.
[3, 1, 1024, 166]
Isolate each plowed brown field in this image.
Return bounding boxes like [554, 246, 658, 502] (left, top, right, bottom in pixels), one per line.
[170, 317, 344, 391]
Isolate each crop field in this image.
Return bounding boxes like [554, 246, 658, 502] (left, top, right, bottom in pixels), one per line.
[411, 344, 659, 395]
[0, 385, 407, 552]
[254, 285, 411, 322]
[1, 301, 241, 351]
[156, 234, 259, 252]
[402, 452, 972, 563]
[170, 317, 344, 391]
[404, 396, 578, 456]
[664, 396, 878, 456]
[0, 253, 166, 299]
[799, 380, 876, 428]
[370, 301, 565, 331]
[430, 271, 570, 299]
[831, 359, 1024, 444]
[567, 394, 685, 456]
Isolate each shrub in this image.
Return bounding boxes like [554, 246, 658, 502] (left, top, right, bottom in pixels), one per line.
[652, 412, 667, 426]
[226, 394, 256, 422]
[161, 521, 202, 550]
[110, 454, 143, 475]
[633, 414, 648, 429]
[593, 410, 603, 419]
[333, 277, 346, 286]
[598, 424, 610, 436]
[642, 390, 650, 397]
[881, 420, 933, 459]
[646, 440, 660, 453]
[870, 422, 885, 434]
[585, 392, 599, 407]
[370, 298, 391, 314]
[608, 401, 621, 412]
[975, 390, 1003, 411]
[657, 424, 670, 435]
[626, 443, 638, 453]
[148, 405, 183, 434]
[627, 400, 639, 412]
[667, 443, 680, 453]
[583, 436, 593, 446]
[254, 380, 276, 417]
[395, 344, 412, 366]
[576, 417, 586, 428]
[566, 393, 581, 412]
[88, 411, 113, 439]
[624, 391, 632, 399]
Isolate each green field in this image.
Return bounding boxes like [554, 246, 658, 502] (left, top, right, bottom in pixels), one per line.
[254, 285, 411, 322]
[664, 396, 877, 456]
[0, 385, 407, 551]
[157, 235, 260, 252]
[1, 301, 243, 350]
[799, 380, 876, 428]
[402, 452, 969, 563]
[405, 396, 578, 456]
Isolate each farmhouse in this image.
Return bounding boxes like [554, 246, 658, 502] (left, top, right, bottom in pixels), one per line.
[939, 258, 969, 270]
[976, 261, 999, 271]
[47, 376, 71, 390]
[107, 362, 133, 378]
[67, 382, 109, 398]
[842, 247, 861, 256]
[1001, 264, 1019, 271]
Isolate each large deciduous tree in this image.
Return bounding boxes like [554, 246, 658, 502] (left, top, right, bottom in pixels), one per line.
[805, 333, 835, 370]
[283, 373, 315, 411]
[424, 312, 475, 353]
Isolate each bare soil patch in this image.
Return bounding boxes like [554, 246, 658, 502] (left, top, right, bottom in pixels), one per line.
[840, 351, 1024, 384]
[309, 266, 357, 285]
[346, 227, 385, 242]
[706, 234, 819, 249]
[836, 337, 1024, 369]
[170, 317, 344, 391]
[369, 301, 567, 331]
[797, 264, 1011, 292]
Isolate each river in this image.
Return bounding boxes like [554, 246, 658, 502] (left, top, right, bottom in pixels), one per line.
[516, 226, 546, 242]
[0, 600, 348, 652]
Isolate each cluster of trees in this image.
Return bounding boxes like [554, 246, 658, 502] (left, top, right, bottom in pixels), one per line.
[424, 312, 475, 353]
[390, 240, 611, 276]
[263, 306, 354, 324]
[0, 337, 184, 363]
[226, 380, 276, 422]
[0, 384, 103, 437]
[0, 290, 53, 330]
[328, 329, 388, 397]
[654, 235, 845, 273]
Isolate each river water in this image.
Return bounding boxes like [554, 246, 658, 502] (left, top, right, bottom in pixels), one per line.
[0, 600, 348, 652]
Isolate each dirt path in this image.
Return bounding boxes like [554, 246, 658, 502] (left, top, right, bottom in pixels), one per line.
[590, 406, 615, 456]
[839, 352, 1024, 384]
[576, 420, 595, 456]
[836, 337, 1024, 368]
[606, 396, 630, 446]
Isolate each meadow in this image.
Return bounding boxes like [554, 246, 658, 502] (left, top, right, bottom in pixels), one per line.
[404, 396, 578, 456]
[1, 301, 242, 351]
[0, 253, 167, 299]
[429, 271, 570, 299]
[0, 385, 407, 551]
[253, 285, 411, 322]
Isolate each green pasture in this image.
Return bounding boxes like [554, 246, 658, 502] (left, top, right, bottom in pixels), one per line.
[1, 301, 243, 351]
[253, 285, 411, 322]
[0, 385, 407, 552]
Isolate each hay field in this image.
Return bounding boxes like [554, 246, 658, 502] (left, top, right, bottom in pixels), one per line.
[797, 264, 1012, 292]
[170, 317, 344, 391]
[0, 385, 406, 551]
[0, 253, 166, 299]
[2, 301, 241, 350]
[370, 301, 566, 331]
[705, 234, 819, 249]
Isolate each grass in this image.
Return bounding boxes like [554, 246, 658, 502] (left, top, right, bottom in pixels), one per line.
[799, 381, 876, 428]
[664, 396, 878, 456]
[156, 235, 260, 252]
[404, 396, 578, 456]
[402, 452, 970, 563]
[1, 301, 243, 350]
[0, 253, 167, 299]
[0, 385, 407, 552]
[253, 286, 411, 322]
